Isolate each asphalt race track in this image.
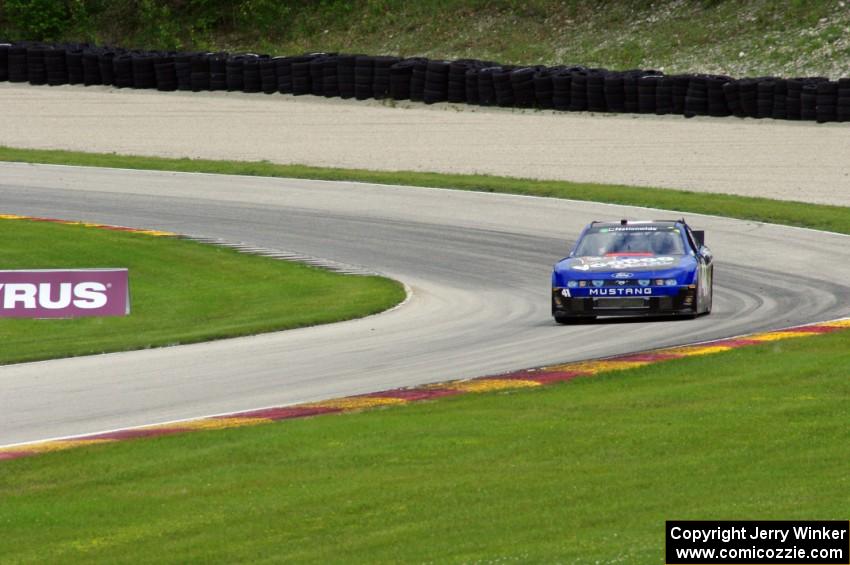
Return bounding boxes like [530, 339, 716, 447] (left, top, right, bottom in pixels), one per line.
[1, 162, 848, 446]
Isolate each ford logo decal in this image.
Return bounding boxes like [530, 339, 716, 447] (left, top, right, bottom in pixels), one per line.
[612, 272, 634, 279]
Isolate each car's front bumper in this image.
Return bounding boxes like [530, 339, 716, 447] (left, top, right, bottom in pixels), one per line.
[552, 286, 697, 318]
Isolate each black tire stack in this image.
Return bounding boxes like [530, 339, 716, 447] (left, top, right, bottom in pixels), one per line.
[409, 59, 427, 102]
[45, 46, 68, 86]
[82, 50, 102, 86]
[423, 60, 450, 104]
[132, 54, 157, 89]
[389, 58, 419, 100]
[373, 55, 400, 99]
[551, 69, 572, 111]
[569, 69, 588, 112]
[785, 79, 803, 120]
[637, 74, 658, 114]
[586, 69, 607, 112]
[309, 55, 326, 96]
[706, 76, 730, 117]
[683, 75, 708, 117]
[112, 53, 133, 88]
[26, 45, 47, 85]
[274, 56, 294, 94]
[815, 80, 838, 123]
[464, 65, 481, 105]
[492, 66, 515, 107]
[476, 66, 499, 106]
[622, 71, 640, 113]
[208, 53, 227, 91]
[225, 54, 245, 92]
[800, 78, 826, 121]
[771, 79, 788, 120]
[98, 50, 116, 86]
[533, 67, 556, 109]
[259, 57, 277, 94]
[447, 60, 473, 103]
[2, 40, 848, 123]
[739, 78, 759, 118]
[722, 80, 741, 117]
[354, 55, 374, 100]
[174, 53, 192, 91]
[509, 67, 535, 108]
[321, 55, 339, 98]
[837, 78, 850, 122]
[191, 54, 211, 92]
[312, 55, 332, 98]
[0, 43, 10, 82]
[64, 47, 84, 84]
[245, 55, 266, 93]
[603, 72, 625, 112]
[291, 55, 314, 95]
[755, 79, 775, 119]
[670, 75, 689, 114]
[154, 55, 178, 91]
[7, 45, 28, 82]
[336, 55, 356, 99]
[654, 75, 674, 115]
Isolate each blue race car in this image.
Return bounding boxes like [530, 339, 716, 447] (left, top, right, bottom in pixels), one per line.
[551, 219, 713, 323]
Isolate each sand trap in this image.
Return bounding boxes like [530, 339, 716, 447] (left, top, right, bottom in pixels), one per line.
[1, 83, 848, 206]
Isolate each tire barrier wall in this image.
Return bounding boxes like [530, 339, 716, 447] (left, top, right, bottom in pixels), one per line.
[1, 40, 848, 123]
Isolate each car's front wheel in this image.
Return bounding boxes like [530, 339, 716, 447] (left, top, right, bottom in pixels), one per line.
[554, 314, 573, 325]
[554, 314, 596, 325]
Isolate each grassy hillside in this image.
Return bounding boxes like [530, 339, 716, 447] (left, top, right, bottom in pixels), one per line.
[1, 0, 849, 79]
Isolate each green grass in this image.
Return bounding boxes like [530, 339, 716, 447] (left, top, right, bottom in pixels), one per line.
[2, 329, 848, 562]
[3, 146, 849, 235]
[0, 218, 404, 365]
[3, 0, 849, 78]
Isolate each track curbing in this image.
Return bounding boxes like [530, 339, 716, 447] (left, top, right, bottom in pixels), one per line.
[2, 313, 847, 462]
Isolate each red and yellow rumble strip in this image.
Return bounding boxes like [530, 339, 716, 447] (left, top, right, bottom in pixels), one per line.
[0, 213, 176, 237]
[2, 317, 848, 462]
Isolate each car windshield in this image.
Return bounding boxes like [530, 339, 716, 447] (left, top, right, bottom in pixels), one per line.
[574, 227, 686, 256]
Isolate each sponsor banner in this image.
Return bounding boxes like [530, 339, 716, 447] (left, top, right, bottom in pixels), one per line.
[570, 255, 679, 272]
[559, 286, 681, 298]
[0, 269, 129, 318]
[666, 521, 849, 564]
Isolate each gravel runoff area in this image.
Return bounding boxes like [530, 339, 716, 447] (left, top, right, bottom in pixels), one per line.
[1, 82, 849, 207]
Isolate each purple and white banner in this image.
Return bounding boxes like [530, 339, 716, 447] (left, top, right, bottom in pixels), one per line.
[0, 269, 130, 318]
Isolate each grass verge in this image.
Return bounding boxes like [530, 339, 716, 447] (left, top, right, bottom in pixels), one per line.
[6, 1, 850, 79]
[2, 146, 849, 236]
[1, 329, 848, 562]
[0, 218, 404, 365]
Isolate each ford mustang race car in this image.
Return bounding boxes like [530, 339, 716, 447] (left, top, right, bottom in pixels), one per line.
[551, 219, 713, 323]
